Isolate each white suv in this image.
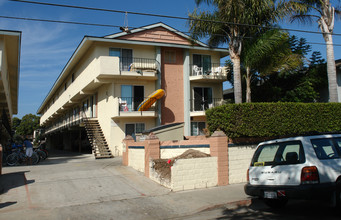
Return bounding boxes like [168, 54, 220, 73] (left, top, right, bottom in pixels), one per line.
[244, 134, 341, 208]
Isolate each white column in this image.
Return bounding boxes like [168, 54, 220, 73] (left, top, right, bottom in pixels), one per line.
[183, 49, 190, 136]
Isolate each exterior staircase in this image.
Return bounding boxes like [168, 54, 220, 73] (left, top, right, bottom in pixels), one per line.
[82, 117, 113, 159]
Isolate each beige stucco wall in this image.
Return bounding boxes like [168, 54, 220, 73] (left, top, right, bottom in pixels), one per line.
[128, 148, 145, 172]
[228, 145, 257, 184]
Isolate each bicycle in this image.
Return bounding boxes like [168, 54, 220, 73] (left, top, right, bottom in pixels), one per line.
[6, 147, 40, 166]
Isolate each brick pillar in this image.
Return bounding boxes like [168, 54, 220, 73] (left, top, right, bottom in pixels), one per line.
[122, 135, 134, 166]
[144, 133, 160, 178]
[210, 130, 228, 185]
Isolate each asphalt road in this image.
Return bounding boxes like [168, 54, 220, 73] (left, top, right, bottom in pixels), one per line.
[0, 150, 248, 220]
[180, 198, 341, 220]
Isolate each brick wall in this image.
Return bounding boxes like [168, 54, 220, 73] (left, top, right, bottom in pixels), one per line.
[160, 146, 210, 159]
[228, 144, 257, 184]
[123, 131, 229, 191]
[128, 148, 145, 172]
[171, 157, 218, 191]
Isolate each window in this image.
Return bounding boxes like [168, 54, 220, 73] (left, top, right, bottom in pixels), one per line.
[251, 141, 305, 166]
[125, 123, 145, 139]
[193, 54, 211, 74]
[191, 122, 206, 136]
[193, 87, 213, 111]
[109, 48, 133, 71]
[165, 50, 176, 64]
[311, 138, 340, 160]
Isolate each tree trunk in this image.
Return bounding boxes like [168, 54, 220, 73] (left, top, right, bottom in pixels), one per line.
[246, 67, 251, 103]
[319, 3, 338, 102]
[231, 55, 242, 104]
[325, 36, 338, 102]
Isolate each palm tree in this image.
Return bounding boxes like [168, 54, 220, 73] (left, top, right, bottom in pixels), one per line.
[287, 0, 341, 102]
[242, 29, 303, 102]
[189, 0, 284, 103]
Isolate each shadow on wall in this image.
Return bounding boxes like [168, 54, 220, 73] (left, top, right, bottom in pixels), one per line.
[161, 107, 175, 124]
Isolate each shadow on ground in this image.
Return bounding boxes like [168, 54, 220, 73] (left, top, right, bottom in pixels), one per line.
[0, 171, 34, 195]
[216, 198, 341, 220]
[2, 149, 94, 167]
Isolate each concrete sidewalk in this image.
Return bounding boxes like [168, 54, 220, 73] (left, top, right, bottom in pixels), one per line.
[0, 152, 249, 220]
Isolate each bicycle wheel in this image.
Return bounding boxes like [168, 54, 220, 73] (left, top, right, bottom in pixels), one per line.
[31, 152, 40, 165]
[36, 149, 47, 160]
[6, 153, 19, 166]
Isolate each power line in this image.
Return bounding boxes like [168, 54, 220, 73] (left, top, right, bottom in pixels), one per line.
[9, 0, 341, 37]
[0, 15, 121, 28]
[1, 14, 341, 47]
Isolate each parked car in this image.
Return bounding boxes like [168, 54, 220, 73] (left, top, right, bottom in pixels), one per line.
[244, 134, 341, 208]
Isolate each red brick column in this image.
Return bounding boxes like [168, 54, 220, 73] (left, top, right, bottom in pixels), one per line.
[122, 135, 134, 166]
[210, 130, 228, 185]
[144, 134, 160, 178]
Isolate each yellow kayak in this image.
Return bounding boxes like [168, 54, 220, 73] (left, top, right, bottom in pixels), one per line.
[137, 89, 165, 111]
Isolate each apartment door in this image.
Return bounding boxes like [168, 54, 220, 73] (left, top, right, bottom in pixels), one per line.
[121, 85, 144, 111]
[194, 87, 213, 111]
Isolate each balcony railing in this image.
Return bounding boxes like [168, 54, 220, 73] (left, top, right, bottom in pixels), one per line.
[118, 97, 158, 113]
[120, 57, 159, 72]
[190, 63, 227, 77]
[190, 98, 224, 111]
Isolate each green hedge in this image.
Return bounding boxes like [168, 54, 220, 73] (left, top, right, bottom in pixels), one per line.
[206, 103, 341, 138]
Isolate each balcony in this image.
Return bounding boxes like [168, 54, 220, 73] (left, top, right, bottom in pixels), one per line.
[190, 98, 224, 117]
[97, 56, 159, 81]
[190, 63, 228, 82]
[112, 97, 158, 118]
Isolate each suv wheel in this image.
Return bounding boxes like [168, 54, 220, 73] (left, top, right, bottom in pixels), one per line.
[264, 198, 288, 209]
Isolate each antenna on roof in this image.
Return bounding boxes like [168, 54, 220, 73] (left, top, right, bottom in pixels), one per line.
[119, 12, 131, 33]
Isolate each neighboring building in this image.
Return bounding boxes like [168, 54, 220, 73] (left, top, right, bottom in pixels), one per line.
[37, 23, 228, 157]
[0, 30, 21, 145]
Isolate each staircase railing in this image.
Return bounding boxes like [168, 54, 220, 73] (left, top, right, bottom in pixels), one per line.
[81, 111, 113, 158]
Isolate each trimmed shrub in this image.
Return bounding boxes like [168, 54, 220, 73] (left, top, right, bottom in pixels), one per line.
[206, 103, 341, 138]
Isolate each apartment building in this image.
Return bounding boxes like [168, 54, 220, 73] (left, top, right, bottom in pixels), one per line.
[0, 30, 21, 145]
[37, 23, 228, 157]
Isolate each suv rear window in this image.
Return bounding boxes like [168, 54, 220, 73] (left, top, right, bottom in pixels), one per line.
[251, 141, 305, 167]
[311, 138, 341, 160]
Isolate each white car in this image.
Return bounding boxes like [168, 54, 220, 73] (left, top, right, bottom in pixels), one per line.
[244, 134, 341, 208]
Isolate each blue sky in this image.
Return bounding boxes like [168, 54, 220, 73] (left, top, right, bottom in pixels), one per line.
[0, 0, 340, 118]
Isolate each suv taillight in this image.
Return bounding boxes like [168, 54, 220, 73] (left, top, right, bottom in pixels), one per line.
[301, 166, 319, 184]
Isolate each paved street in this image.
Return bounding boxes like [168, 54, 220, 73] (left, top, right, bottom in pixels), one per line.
[181, 198, 341, 220]
[0, 151, 248, 220]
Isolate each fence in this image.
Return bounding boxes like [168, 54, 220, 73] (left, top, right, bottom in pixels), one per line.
[122, 131, 228, 191]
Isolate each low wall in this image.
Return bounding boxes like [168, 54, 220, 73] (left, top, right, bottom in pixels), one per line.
[160, 144, 210, 159]
[172, 157, 218, 191]
[228, 144, 257, 184]
[149, 157, 218, 191]
[123, 131, 228, 191]
[128, 147, 145, 172]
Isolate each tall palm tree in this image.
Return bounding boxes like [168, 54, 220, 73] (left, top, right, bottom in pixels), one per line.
[242, 29, 303, 102]
[287, 0, 341, 102]
[189, 0, 283, 103]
